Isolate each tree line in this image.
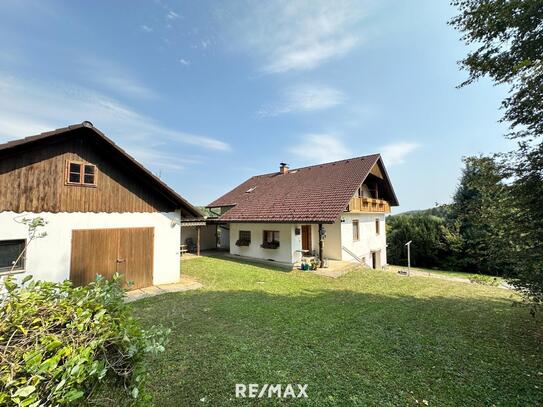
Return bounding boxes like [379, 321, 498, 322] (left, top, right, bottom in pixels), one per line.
[388, 0, 543, 308]
[387, 156, 510, 276]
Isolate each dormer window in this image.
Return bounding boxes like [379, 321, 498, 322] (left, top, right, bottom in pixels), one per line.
[66, 160, 97, 186]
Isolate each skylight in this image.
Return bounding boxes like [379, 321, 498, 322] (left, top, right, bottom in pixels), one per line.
[246, 186, 257, 193]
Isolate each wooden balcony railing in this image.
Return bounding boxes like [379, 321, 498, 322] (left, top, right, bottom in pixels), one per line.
[345, 197, 391, 213]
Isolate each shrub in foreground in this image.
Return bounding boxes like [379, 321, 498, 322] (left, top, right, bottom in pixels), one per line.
[0, 275, 169, 406]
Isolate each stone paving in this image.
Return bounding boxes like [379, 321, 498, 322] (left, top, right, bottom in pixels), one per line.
[125, 275, 203, 302]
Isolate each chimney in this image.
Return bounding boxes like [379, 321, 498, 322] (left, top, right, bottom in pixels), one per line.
[279, 162, 289, 174]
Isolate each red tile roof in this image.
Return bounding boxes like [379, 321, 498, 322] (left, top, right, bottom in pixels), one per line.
[208, 154, 398, 223]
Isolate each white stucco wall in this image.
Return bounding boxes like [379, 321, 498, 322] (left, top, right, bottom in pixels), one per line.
[339, 213, 387, 267]
[229, 223, 298, 264]
[321, 221, 342, 260]
[0, 211, 181, 285]
[226, 215, 387, 268]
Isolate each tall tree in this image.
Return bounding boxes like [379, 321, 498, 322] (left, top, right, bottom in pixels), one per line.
[450, 0, 543, 141]
[452, 156, 514, 275]
[451, 0, 543, 305]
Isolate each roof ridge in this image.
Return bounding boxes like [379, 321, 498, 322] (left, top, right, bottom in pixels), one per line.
[289, 153, 380, 172]
[249, 153, 381, 178]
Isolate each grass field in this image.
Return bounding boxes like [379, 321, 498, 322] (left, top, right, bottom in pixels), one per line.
[108, 256, 542, 406]
[386, 264, 505, 283]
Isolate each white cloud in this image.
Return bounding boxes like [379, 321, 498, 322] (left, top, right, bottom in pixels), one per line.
[0, 114, 52, 140]
[258, 84, 345, 117]
[126, 147, 201, 171]
[223, 0, 369, 74]
[140, 24, 153, 32]
[0, 73, 230, 172]
[380, 142, 420, 166]
[166, 11, 179, 20]
[266, 35, 358, 74]
[288, 134, 350, 164]
[79, 58, 158, 101]
[179, 58, 191, 66]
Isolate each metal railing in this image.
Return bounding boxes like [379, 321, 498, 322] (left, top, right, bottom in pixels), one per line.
[342, 246, 366, 265]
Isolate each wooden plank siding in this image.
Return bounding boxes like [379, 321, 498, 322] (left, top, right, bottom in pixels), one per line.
[70, 227, 154, 289]
[70, 228, 119, 287]
[0, 133, 177, 213]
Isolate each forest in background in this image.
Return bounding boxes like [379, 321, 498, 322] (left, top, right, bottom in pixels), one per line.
[387, 156, 509, 276]
[386, 0, 543, 307]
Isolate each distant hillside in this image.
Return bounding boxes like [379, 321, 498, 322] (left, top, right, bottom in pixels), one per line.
[391, 204, 453, 219]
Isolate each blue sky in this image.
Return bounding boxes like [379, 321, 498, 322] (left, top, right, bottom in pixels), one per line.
[0, 0, 512, 212]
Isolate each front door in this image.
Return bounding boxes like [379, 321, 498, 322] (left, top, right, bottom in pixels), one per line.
[70, 227, 154, 290]
[372, 251, 380, 269]
[301, 225, 312, 252]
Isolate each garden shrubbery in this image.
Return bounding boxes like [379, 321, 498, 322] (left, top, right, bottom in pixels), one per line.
[0, 274, 169, 406]
[469, 274, 499, 287]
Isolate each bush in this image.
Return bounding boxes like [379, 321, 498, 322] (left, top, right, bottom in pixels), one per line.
[469, 274, 499, 286]
[0, 274, 169, 406]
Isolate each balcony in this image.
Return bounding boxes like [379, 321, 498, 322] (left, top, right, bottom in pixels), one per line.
[345, 197, 390, 213]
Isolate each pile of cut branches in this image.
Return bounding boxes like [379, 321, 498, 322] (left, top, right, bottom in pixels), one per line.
[0, 275, 169, 406]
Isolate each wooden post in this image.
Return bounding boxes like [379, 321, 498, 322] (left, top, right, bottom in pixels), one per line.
[197, 226, 201, 257]
[318, 223, 324, 268]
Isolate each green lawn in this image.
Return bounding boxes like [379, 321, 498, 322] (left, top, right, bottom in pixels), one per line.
[119, 256, 541, 406]
[386, 264, 506, 283]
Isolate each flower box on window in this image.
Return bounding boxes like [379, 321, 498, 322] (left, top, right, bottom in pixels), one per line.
[235, 239, 251, 247]
[262, 230, 280, 249]
[260, 241, 280, 249]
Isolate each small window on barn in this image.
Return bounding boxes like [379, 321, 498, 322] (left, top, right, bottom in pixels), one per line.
[66, 161, 97, 186]
[0, 239, 26, 273]
[353, 220, 360, 241]
[236, 230, 251, 246]
[83, 164, 96, 184]
[68, 162, 82, 183]
[375, 219, 380, 235]
[261, 230, 280, 249]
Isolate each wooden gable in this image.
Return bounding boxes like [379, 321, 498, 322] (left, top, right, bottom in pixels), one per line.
[0, 126, 187, 214]
[348, 159, 398, 207]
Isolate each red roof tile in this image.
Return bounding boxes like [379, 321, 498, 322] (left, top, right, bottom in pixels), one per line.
[208, 154, 398, 223]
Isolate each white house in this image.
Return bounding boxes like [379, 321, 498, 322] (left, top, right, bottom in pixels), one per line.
[207, 156, 399, 268]
[0, 122, 202, 289]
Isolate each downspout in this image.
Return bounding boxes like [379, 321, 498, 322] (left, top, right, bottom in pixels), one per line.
[318, 223, 324, 268]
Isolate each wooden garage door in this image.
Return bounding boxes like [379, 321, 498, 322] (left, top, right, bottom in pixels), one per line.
[70, 227, 154, 290]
